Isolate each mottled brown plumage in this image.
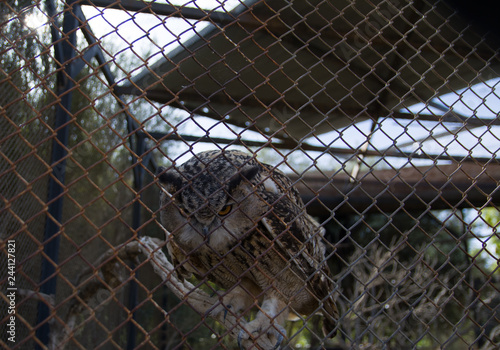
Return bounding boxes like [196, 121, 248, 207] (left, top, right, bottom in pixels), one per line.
[158, 150, 338, 348]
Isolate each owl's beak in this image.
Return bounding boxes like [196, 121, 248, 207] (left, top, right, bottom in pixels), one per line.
[202, 226, 210, 236]
[202, 226, 212, 244]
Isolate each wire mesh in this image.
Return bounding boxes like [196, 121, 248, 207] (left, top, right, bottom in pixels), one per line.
[1, 0, 499, 349]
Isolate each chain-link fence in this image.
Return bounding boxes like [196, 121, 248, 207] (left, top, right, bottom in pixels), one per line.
[1, 0, 499, 349]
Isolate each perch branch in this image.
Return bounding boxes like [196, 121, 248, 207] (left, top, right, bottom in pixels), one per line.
[137, 236, 275, 349]
[49, 236, 274, 350]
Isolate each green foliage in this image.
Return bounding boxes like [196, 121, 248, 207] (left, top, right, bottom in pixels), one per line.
[480, 207, 500, 227]
[479, 207, 500, 259]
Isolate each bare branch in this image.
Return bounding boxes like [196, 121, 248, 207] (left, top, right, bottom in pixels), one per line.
[47, 236, 274, 350]
[17, 289, 55, 306]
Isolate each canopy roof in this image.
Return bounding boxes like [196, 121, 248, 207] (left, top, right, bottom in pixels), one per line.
[119, 0, 498, 140]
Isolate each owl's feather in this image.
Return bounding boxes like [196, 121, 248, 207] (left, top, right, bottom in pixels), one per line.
[158, 150, 338, 346]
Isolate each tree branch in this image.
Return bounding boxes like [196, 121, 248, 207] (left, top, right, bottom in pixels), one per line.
[47, 236, 274, 349]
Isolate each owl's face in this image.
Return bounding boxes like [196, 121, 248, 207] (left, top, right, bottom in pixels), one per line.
[158, 151, 264, 251]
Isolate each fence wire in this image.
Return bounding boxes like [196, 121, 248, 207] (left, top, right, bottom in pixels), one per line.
[1, 0, 499, 349]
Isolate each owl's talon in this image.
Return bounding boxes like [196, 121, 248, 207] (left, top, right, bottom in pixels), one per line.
[273, 334, 283, 350]
[237, 329, 245, 350]
[223, 305, 231, 321]
[237, 323, 286, 349]
[272, 324, 286, 349]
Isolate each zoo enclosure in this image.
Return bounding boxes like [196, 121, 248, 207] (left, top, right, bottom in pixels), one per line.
[0, 0, 499, 349]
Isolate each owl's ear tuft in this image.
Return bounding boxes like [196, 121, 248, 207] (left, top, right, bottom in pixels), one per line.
[227, 165, 260, 192]
[240, 165, 260, 182]
[157, 167, 183, 192]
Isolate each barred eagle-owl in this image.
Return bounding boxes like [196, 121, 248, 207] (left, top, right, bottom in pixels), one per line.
[158, 150, 338, 348]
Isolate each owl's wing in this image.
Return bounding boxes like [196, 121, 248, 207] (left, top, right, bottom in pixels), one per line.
[257, 167, 338, 334]
[258, 166, 327, 271]
[259, 191, 327, 282]
[166, 239, 193, 279]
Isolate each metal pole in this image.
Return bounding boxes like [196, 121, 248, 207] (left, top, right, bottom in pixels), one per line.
[127, 134, 146, 349]
[36, 0, 78, 347]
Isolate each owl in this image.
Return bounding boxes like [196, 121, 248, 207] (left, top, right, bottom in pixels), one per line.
[158, 150, 338, 348]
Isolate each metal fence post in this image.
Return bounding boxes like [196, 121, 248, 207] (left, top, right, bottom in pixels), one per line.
[126, 133, 147, 349]
[36, 0, 79, 347]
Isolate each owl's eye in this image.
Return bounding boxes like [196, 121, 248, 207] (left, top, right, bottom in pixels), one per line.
[218, 204, 233, 216]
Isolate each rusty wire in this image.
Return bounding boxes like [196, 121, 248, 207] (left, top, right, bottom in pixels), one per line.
[1, 0, 499, 349]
